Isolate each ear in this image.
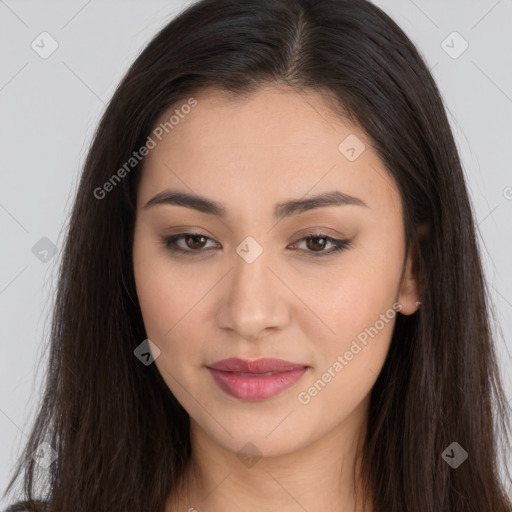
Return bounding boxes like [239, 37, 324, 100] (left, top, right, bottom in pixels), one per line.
[397, 223, 428, 316]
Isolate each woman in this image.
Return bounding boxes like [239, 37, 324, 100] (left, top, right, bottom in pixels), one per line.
[3, 0, 511, 510]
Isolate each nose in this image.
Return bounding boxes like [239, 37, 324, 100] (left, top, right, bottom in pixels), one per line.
[216, 246, 290, 342]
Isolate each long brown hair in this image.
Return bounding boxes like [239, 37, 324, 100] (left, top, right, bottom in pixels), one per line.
[3, 0, 511, 510]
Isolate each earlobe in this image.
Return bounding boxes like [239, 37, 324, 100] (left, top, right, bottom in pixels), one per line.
[397, 247, 421, 315]
[398, 222, 429, 316]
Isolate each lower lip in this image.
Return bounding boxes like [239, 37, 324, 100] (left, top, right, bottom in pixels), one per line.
[207, 367, 308, 400]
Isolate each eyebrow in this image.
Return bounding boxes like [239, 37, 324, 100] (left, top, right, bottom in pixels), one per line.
[144, 189, 368, 220]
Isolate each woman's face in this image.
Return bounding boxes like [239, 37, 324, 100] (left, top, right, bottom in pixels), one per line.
[133, 86, 419, 458]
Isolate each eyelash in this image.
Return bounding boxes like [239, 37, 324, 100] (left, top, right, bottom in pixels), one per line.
[160, 232, 351, 257]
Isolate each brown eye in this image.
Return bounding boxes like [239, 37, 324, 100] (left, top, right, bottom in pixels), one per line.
[305, 236, 329, 252]
[291, 233, 351, 257]
[161, 233, 219, 254]
[162, 232, 350, 257]
[184, 234, 208, 250]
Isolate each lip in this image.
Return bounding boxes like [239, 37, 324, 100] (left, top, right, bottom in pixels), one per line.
[207, 358, 309, 400]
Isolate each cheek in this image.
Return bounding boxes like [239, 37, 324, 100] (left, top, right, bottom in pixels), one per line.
[133, 244, 200, 396]
[297, 230, 404, 400]
[133, 234, 216, 397]
[133, 252, 173, 340]
[303, 235, 404, 342]
[133, 233, 202, 341]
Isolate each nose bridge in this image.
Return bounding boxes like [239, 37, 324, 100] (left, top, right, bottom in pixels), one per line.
[233, 240, 272, 297]
[217, 236, 289, 339]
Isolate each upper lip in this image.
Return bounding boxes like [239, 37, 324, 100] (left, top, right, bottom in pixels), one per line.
[207, 357, 309, 374]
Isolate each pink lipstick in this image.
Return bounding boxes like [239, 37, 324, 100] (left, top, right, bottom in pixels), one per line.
[207, 357, 309, 400]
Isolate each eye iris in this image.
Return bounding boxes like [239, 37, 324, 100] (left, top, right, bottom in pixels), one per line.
[306, 236, 327, 252]
[186, 234, 207, 250]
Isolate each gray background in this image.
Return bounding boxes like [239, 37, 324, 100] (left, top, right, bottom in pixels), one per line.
[1, 0, 511, 506]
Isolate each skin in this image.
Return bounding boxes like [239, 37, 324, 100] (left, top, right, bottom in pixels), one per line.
[132, 85, 420, 512]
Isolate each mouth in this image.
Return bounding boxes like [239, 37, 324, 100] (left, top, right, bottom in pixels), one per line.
[206, 357, 310, 400]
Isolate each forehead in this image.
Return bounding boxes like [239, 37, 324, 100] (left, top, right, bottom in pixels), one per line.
[138, 86, 401, 217]
[153, 85, 356, 153]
